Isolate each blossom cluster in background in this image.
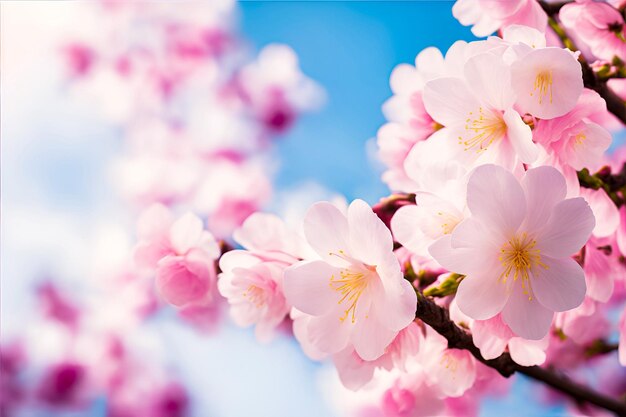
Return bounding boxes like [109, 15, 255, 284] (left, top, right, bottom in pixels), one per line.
[1, 0, 323, 415]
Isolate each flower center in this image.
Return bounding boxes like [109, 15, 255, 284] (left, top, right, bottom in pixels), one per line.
[499, 232, 548, 299]
[242, 285, 266, 308]
[437, 211, 461, 235]
[329, 268, 369, 324]
[460, 107, 506, 153]
[531, 70, 553, 105]
[573, 132, 586, 147]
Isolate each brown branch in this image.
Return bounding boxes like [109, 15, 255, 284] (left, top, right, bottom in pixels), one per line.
[415, 292, 626, 416]
[538, 0, 570, 16]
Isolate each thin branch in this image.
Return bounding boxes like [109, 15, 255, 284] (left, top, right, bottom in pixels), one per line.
[538, 0, 571, 16]
[414, 292, 626, 416]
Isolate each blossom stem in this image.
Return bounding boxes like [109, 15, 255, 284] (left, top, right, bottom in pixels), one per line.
[578, 164, 626, 207]
[414, 291, 626, 416]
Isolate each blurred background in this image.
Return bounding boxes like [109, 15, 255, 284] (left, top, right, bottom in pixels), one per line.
[0, 1, 597, 416]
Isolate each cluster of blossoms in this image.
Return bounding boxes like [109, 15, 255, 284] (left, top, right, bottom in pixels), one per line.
[156, 2, 625, 417]
[4, 0, 626, 416]
[2, 0, 322, 416]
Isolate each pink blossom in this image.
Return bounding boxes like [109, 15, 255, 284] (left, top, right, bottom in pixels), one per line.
[560, 0, 626, 61]
[452, 0, 547, 37]
[471, 314, 548, 366]
[430, 165, 595, 339]
[332, 322, 422, 390]
[283, 199, 417, 360]
[418, 326, 477, 397]
[510, 47, 583, 119]
[134, 205, 220, 308]
[218, 212, 313, 341]
[36, 362, 88, 408]
[423, 51, 538, 169]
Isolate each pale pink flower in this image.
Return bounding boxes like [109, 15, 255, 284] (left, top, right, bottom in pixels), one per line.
[452, 0, 547, 37]
[283, 199, 417, 360]
[430, 165, 595, 339]
[133, 204, 220, 308]
[392, 138, 469, 258]
[423, 52, 538, 169]
[533, 90, 612, 183]
[238, 44, 324, 133]
[583, 236, 619, 303]
[418, 326, 477, 398]
[218, 212, 309, 341]
[471, 314, 548, 366]
[560, 0, 626, 61]
[618, 206, 626, 257]
[555, 298, 611, 345]
[332, 322, 422, 390]
[510, 47, 583, 119]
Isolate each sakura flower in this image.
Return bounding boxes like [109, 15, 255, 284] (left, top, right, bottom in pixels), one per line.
[423, 52, 538, 169]
[218, 212, 309, 341]
[134, 204, 220, 308]
[452, 0, 547, 37]
[510, 47, 583, 119]
[430, 165, 595, 339]
[560, 0, 626, 62]
[283, 199, 417, 360]
[392, 138, 469, 258]
[533, 90, 612, 187]
[332, 322, 422, 390]
[471, 315, 548, 366]
[419, 326, 477, 397]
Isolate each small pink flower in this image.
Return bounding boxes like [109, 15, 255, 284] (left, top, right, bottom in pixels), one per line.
[283, 199, 417, 360]
[134, 205, 220, 308]
[453, 0, 547, 37]
[430, 165, 595, 339]
[471, 314, 548, 366]
[560, 0, 626, 62]
[332, 322, 422, 390]
[423, 52, 538, 169]
[218, 213, 310, 341]
[510, 47, 583, 120]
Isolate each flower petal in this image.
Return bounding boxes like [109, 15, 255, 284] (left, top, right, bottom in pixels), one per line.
[169, 212, 204, 255]
[347, 199, 394, 266]
[531, 256, 586, 312]
[466, 164, 526, 237]
[521, 166, 567, 233]
[456, 264, 510, 320]
[503, 108, 538, 164]
[537, 197, 595, 258]
[283, 260, 340, 316]
[502, 284, 553, 340]
[352, 316, 397, 361]
[303, 202, 350, 265]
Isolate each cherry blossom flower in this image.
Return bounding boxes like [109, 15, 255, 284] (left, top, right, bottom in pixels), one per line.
[452, 0, 547, 37]
[510, 46, 583, 120]
[134, 204, 220, 308]
[560, 0, 626, 62]
[423, 51, 538, 169]
[430, 165, 595, 339]
[283, 199, 417, 360]
[218, 212, 311, 341]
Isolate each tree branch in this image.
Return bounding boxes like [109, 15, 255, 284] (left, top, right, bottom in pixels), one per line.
[415, 292, 626, 416]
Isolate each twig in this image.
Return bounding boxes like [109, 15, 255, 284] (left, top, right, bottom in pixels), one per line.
[415, 292, 626, 416]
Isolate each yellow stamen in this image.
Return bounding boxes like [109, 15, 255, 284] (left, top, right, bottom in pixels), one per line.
[329, 269, 369, 324]
[459, 107, 506, 153]
[242, 284, 266, 308]
[531, 70, 553, 105]
[499, 232, 548, 300]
